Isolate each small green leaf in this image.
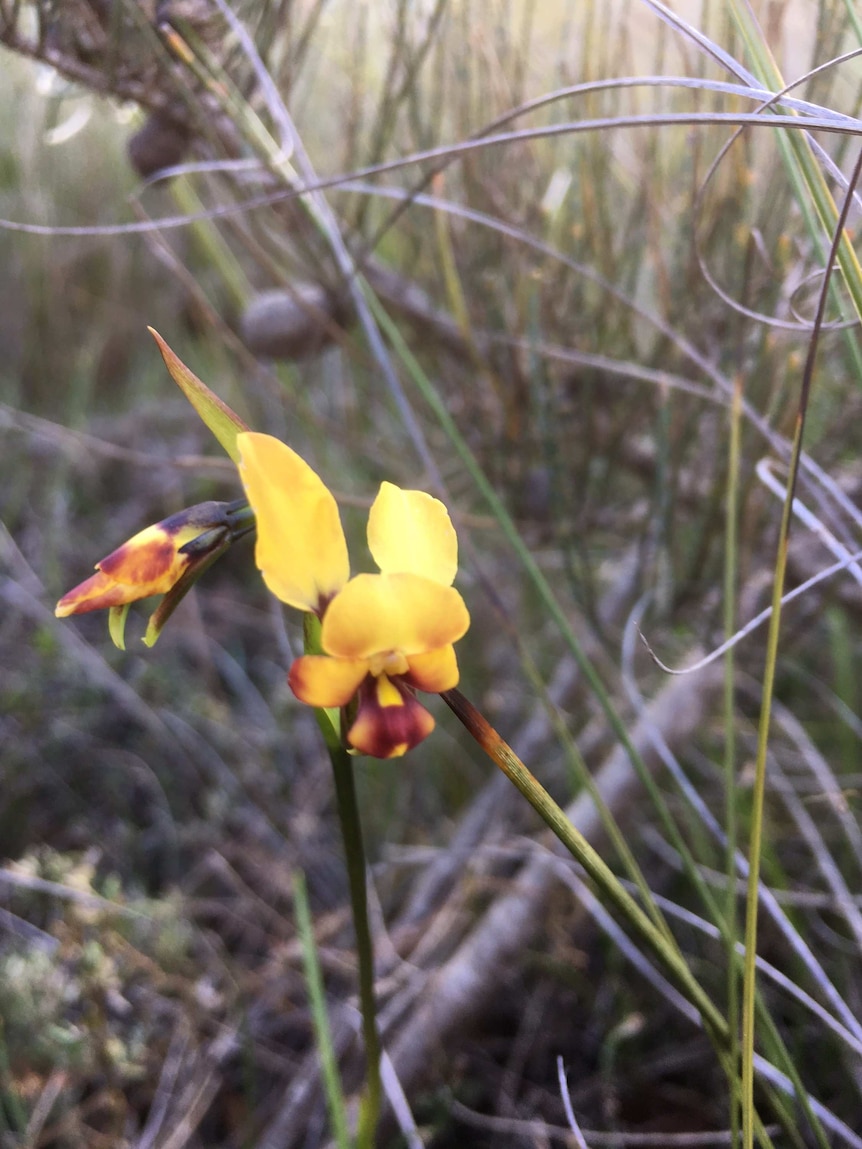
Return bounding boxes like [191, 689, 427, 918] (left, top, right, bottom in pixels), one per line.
[148, 328, 248, 463]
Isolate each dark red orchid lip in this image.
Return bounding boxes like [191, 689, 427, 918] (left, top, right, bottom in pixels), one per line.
[345, 674, 436, 759]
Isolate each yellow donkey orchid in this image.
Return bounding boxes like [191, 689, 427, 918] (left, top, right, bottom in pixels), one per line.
[56, 331, 255, 649]
[56, 328, 470, 759]
[238, 432, 470, 759]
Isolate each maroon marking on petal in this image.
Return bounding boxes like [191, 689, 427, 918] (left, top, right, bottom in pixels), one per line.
[346, 675, 435, 759]
[98, 535, 177, 582]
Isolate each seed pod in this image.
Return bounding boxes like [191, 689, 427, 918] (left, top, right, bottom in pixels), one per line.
[240, 285, 345, 361]
[128, 112, 191, 179]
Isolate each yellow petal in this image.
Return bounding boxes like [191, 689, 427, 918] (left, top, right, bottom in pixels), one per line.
[289, 654, 369, 707]
[238, 432, 349, 612]
[321, 573, 470, 660]
[403, 645, 460, 693]
[346, 674, 436, 758]
[367, 482, 458, 585]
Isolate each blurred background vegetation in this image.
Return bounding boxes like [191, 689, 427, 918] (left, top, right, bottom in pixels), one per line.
[2, 0, 862, 1146]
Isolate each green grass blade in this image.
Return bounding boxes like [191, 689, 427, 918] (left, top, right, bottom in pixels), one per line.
[728, 0, 862, 377]
[292, 870, 352, 1149]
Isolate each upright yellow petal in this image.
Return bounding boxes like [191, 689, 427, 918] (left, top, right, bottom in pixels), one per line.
[238, 432, 349, 612]
[367, 482, 458, 586]
[321, 572, 469, 660]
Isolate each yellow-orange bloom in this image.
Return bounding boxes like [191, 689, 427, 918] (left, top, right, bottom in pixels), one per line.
[289, 573, 468, 757]
[238, 433, 470, 758]
[55, 501, 247, 647]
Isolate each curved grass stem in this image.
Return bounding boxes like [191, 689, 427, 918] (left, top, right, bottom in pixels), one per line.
[440, 688, 813, 1145]
[738, 132, 862, 1149]
[724, 375, 742, 1148]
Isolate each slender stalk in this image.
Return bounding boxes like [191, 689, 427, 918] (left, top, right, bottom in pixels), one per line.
[740, 426, 795, 1149]
[739, 141, 862, 1149]
[441, 689, 817, 1143]
[441, 688, 729, 1048]
[293, 870, 352, 1149]
[330, 747, 382, 1149]
[724, 374, 742, 1149]
[304, 615, 381, 1147]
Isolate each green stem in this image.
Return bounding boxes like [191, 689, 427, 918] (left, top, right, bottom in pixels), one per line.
[293, 870, 352, 1149]
[724, 375, 742, 1149]
[441, 690, 807, 1144]
[303, 614, 381, 1146]
[740, 423, 797, 1149]
[735, 119, 862, 1149]
[442, 688, 729, 1047]
[330, 747, 382, 1149]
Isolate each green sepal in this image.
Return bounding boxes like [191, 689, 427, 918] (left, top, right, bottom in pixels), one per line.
[108, 604, 131, 651]
[303, 612, 325, 655]
[313, 705, 344, 751]
[148, 328, 248, 463]
[302, 613, 342, 746]
[142, 539, 231, 647]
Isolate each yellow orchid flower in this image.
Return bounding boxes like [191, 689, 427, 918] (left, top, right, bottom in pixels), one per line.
[237, 432, 470, 759]
[55, 332, 255, 649]
[55, 500, 252, 648]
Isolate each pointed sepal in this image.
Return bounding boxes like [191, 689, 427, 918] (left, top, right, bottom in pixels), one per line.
[148, 327, 248, 463]
[142, 533, 232, 647]
[109, 604, 131, 651]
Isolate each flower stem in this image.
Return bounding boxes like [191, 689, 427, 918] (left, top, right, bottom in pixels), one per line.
[304, 613, 381, 1145]
[441, 688, 729, 1048]
[330, 746, 382, 1149]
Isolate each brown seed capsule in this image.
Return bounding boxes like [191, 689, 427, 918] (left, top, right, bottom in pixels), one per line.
[128, 112, 191, 179]
[240, 285, 346, 361]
